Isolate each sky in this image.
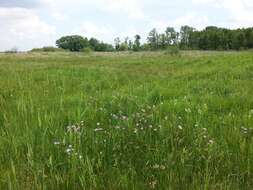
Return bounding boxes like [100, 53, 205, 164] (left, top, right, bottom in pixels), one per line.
[0, 0, 253, 51]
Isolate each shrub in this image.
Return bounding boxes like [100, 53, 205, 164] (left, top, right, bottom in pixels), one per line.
[165, 46, 180, 56]
[30, 47, 65, 52]
[82, 47, 93, 54]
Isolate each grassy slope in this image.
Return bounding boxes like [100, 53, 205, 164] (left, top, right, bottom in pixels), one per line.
[1, 51, 253, 189]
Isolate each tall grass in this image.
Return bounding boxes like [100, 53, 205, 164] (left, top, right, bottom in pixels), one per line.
[1, 51, 253, 189]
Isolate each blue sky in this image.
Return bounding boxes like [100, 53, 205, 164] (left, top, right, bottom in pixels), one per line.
[0, 0, 253, 51]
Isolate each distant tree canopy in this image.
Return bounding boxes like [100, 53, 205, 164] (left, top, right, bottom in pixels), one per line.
[56, 35, 89, 51]
[55, 26, 253, 52]
[56, 35, 113, 52]
[187, 27, 253, 50]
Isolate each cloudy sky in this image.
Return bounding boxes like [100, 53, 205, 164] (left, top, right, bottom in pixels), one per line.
[0, 0, 253, 51]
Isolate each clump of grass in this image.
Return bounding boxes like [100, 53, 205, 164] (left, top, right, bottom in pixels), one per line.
[164, 45, 180, 56]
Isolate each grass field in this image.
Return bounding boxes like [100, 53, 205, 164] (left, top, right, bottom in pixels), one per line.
[1, 51, 253, 189]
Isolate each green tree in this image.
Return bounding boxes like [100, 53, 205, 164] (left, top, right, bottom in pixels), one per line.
[56, 35, 89, 52]
[147, 28, 159, 50]
[180, 26, 195, 49]
[133, 34, 141, 51]
[114, 37, 121, 51]
[165, 27, 178, 45]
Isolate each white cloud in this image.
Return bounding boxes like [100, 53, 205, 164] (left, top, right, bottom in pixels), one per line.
[148, 12, 209, 32]
[192, 0, 253, 28]
[98, 0, 145, 19]
[51, 12, 69, 22]
[72, 21, 115, 42]
[173, 12, 209, 29]
[42, 0, 145, 19]
[0, 7, 56, 51]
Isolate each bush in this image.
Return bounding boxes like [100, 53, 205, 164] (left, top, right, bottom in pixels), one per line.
[82, 47, 93, 54]
[165, 46, 180, 56]
[30, 47, 65, 52]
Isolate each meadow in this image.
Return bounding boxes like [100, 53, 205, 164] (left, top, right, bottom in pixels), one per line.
[1, 51, 253, 189]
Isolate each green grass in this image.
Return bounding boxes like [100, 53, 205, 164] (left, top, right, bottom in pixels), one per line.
[1, 51, 253, 189]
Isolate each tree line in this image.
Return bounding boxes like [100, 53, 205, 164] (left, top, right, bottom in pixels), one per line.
[55, 26, 253, 52]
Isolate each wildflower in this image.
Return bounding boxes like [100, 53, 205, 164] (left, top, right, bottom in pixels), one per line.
[149, 125, 153, 128]
[65, 146, 74, 155]
[149, 180, 158, 189]
[160, 165, 166, 170]
[79, 155, 83, 159]
[114, 126, 121, 129]
[208, 140, 214, 145]
[67, 124, 81, 133]
[94, 128, 104, 132]
[134, 129, 138, 133]
[178, 125, 183, 130]
[97, 122, 100, 126]
[54, 141, 60, 145]
[112, 114, 118, 119]
[153, 164, 160, 169]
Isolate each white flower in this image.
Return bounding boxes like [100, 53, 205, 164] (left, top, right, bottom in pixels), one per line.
[114, 126, 121, 129]
[97, 122, 100, 126]
[65, 147, 74, 154]
[54, 141, 60, 145]
[178, 125, 183, 130]
[208, 140, 214, 145]
[94, 128, 104, 132]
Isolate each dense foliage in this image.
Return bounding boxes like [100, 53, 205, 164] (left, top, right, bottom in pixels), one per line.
[55, 26, 253, 52]
[56, 35, 114, 52]
[146, 26, 253, 50]
[188, 27, 253, 50]
[56, 35, 89, 51]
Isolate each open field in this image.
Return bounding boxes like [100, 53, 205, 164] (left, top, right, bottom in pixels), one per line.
[1, 51, 253, 189]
